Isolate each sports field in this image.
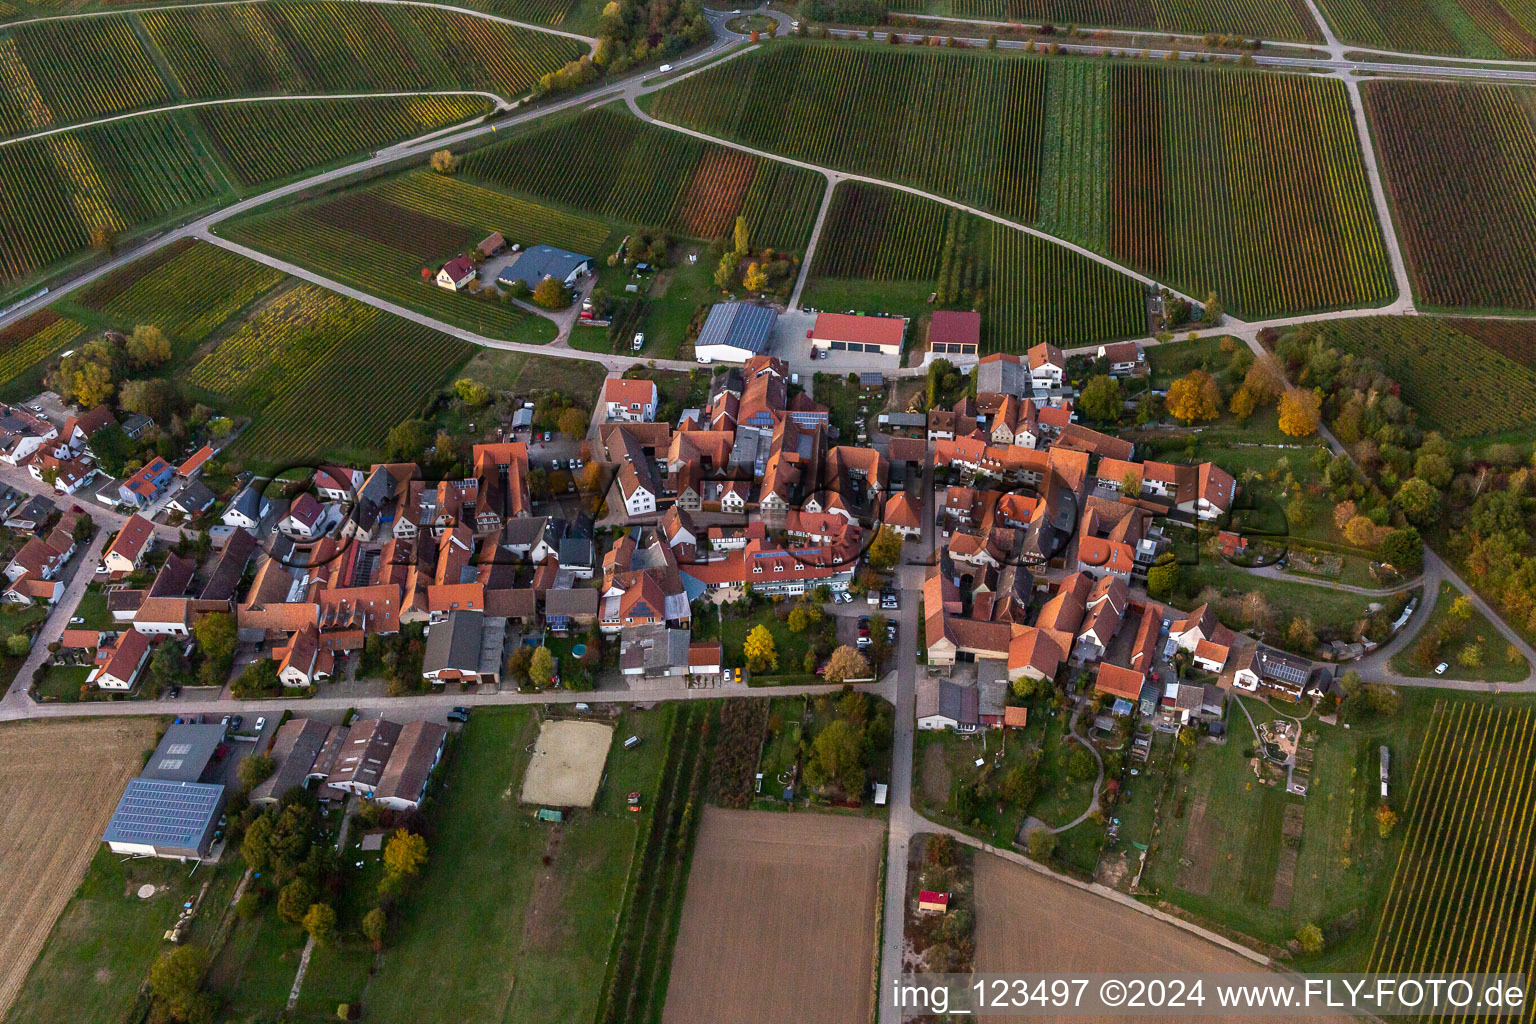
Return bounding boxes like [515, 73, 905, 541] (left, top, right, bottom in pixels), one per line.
[0, 718, 163, 1021]
[662, 809, 884, 1024]
[521, 719, 613, 807]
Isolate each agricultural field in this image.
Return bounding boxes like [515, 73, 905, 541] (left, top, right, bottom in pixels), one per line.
[1317, 317, 1536, 437]
[1449, 317, 1536, 373]
[0, 717, 163, 1022]
[185, 282, 472, 463]
[139, 2, 584, 102]
[461, 105, 826, 250]
[78, 239, 287, 360]
[1363, 80, 1536, 313]
[1367, 701, 1536, 981]
[902, 0, 1322, 39]
[661, 808, 884, 1024]
[0, 309, 85, 395]
[194, 94, 494, 185]
[973, 850, 1293, 1024]
[222, 170, 605, 340]
[0, 112, 226, 291]
[647, 43, 1394, 319]
[0, 17, 167, 137]
[804, 182, 1146, 351]
[1318, 0, 1536, 57]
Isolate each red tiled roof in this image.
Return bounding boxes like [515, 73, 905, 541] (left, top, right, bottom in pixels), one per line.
[178, 445, 215, 477]
[1096, 663, 1146, 701]
[811, 312, 906, 349]
[928, 310, 981, 348]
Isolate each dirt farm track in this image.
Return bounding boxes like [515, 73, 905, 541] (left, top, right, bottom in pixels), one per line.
[0, 717, 161, 1019]
[974, 853, 1292, 1024]
[663, 808, 884, 1024]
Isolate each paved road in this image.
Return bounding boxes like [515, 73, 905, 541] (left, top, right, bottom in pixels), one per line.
[0, 91, 513, 149]
[5, 529, 108, 701]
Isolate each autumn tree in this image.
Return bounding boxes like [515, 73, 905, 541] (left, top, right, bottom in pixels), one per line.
[1394, 477, 1441, 527]
[742, 261, 768, 292]
[429, 149, 459, 174]
[1343, 515, 1381, 548]
[528, 646, 556, 688]
[1228, 385, 1257, 422]
[127, 325, 171, 367]
[453, 378, 490, 406]
[1285, 616, 1317, 653]
[532, 277, 568, 309]
[733, 214, 750, 255]
[1278, 388, 1322, 437]
[148, 944, 211, 1024]
[823, 644, 872, 683]
[557, 406, 589, 438]
[1166, 369, 1222, 423]
[278, 877, 317, 924]
[362, 907, 389, 951]
[1243, 357, 1285, 405]
[867, 524, 904, 569]
[1376, 805, 1399, 838]
[1077, 374, 1123, 423]
[303, 902, 338, 947]
[1297, 923, 1324, 955]
[383, 830, 429, 885]
[787, 606, 809, 633]
[744, 623, 777, 672]
[805, 718, 865, 794]
[713, 251, 738, 289]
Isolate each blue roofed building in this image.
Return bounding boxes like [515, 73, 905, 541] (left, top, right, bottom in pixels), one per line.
[693, 302, 778, 364]
[497, 245, 594, 290]
[102, 722, 228, 860]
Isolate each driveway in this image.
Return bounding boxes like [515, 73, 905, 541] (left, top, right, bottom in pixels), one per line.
[5, 528, 108, 699]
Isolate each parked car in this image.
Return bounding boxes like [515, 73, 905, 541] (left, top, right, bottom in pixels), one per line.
[230, 715, 243, 731]
[857, 636, 872, 648]
[447, 709, 469, 723]
[1436, 662, 1449, 675]
[550, 459, 561, 470]
[254, 716, 266, 732]
[69, 616, 84, 624]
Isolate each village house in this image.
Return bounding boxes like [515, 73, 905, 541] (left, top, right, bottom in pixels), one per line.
[603, 379, 660, 423]
[118, 457, 175, 508]
[436, 255, 476, 291]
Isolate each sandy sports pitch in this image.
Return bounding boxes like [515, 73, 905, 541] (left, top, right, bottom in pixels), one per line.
[974, 852, 1290, 1024]
[663, 808, 884, 1024]
[0, 717, 161, 1019]
[519, 719, 613, 807]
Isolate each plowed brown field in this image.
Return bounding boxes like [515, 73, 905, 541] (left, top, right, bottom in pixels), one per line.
[0, 717, 161, 1019]
[974, 852, 1290, 1024]
[663, 808, 884, 1024]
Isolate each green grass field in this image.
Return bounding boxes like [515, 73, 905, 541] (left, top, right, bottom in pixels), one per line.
[3, 851, 243, 1024]
[364, 706, 670, 1024]
[1139, 693, 1426, 964]
[1389, 581, 1529, 682]
[647, 42, 1393, 320]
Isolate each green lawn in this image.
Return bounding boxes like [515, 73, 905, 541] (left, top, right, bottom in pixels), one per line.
[1146, 335, 1234, 388]
[707, 602, 827, 680]
[74, 588, 114, 631]
[1138, 691, 1459, 965]
[1186, 561, 1385, 640]
[4, 851, 242, 1024]
[362, 706, 663, 1023]
[455, 348, 609, 399]
[913, 700, 1097, 854]
[33, 664, 91, 702]
[1390, 581, 1529, 682]
[798, 278, 935, 324]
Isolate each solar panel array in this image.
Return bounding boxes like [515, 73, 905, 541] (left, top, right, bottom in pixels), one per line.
[103, 778, 223, 848]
